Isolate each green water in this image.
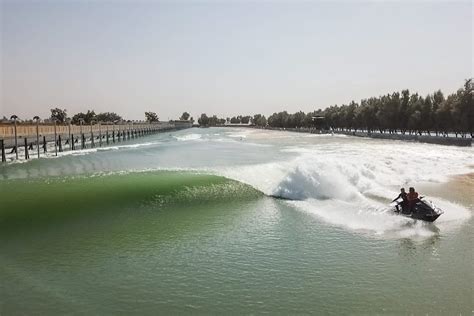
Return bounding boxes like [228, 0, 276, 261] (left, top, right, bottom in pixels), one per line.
[1, 128, 473, 314]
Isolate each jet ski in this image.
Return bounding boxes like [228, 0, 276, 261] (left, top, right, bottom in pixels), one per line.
[391, 197, 443, 222]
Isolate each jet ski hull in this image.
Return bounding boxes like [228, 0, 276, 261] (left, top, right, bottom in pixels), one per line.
[394, 210, 441, 222]
[393, 198, 443, 222]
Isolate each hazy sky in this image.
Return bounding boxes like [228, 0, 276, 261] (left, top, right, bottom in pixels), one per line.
[1, 0, 472, 121]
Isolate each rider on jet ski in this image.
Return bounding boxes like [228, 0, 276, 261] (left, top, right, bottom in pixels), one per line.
[392, 188, 408, 208]
[391, 187, 443, 222]
[393, 187, 419, 212]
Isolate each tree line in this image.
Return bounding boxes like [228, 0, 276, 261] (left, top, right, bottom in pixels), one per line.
[198, 79, 473, 137]
[44, 110, 191, 125]
[4, 79, 471, 136]
[2, 110, 193, 125]
[197, 114, 252, 126]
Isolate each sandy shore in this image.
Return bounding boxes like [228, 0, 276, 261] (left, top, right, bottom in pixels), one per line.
[418, 171, 474, 207]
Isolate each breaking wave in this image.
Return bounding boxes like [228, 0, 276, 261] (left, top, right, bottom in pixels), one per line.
[218, 151, 473, 238]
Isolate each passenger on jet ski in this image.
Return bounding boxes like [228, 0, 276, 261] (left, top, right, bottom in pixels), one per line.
[407, 187, 419, 211]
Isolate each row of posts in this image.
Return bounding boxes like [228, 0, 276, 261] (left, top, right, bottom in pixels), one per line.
[1, 120, 162, 163]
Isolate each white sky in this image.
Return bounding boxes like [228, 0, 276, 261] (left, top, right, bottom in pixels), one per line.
[1, 0, 472, 121]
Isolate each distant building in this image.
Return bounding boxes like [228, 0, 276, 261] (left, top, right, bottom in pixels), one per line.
[311, 116, 327, 129]
[224, 121, 252, 126]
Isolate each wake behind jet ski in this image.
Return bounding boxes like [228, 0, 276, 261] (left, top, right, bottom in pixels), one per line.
[391, 187, 443, 222]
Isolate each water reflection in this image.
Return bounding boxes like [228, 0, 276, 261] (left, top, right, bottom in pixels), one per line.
[397, 227, 441, 260]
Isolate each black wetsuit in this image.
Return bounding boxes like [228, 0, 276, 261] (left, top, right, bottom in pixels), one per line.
[392, 192, 408, 202]
[393, 192, 408, 211]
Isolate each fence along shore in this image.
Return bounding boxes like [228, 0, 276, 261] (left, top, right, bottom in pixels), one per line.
[0, 121, 192, 163]
[235, 125, 472, 147]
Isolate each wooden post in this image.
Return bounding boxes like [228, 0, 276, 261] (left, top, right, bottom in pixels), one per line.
[71, 134, 75, 150]
[99, 123, 102, 147]
[35, 117, 40, 158]
[106, 130, 109, 144]
[1, 139, 5, 162]
[80, 119, 84, 149]
[58, 135, 63, 152]
[43, 136, 47, 153]
[13, 119, 18, 160]
[54, 120, 58, 156]
[112, 130, 115, 143]
[90, 123, 95, 148]
[68, 122, 72, 150]
[24, 138, 29, 160]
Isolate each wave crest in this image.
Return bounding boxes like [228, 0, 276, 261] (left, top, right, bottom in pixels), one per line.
[272, 161, 363, 201]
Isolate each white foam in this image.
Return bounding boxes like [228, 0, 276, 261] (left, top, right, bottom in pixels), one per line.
[218, 143, 473, 239]
[227, 133, 248, 139]
[174, 134, 202, 141]
[4, 141, 160, 161]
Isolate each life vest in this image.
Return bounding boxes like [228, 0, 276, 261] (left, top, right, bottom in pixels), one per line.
[407, 191, 418, 201]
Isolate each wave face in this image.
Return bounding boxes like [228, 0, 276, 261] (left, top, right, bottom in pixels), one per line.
[0, 171, 262, 232]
